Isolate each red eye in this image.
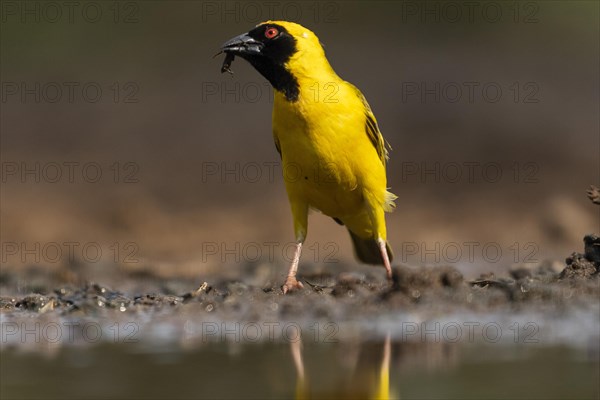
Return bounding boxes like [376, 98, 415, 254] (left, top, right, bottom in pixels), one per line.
[265, 27, 279, 39]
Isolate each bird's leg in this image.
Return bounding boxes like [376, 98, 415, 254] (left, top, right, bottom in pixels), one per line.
[366, 202, 393, 281]
[283, 241, 304, 294]
[377, 238, 393, 280]
[283, 200, 308, 294]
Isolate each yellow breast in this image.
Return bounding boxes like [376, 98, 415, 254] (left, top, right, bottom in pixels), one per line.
[272, 81, 386, 219]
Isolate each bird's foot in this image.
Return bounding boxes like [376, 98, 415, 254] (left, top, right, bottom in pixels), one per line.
[282, 276, 304, 294]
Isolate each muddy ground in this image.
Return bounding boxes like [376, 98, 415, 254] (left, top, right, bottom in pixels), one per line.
[1, 234, 598, 348]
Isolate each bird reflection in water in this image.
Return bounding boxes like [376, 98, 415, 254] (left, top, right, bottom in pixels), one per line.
[290, 333, 398, 399]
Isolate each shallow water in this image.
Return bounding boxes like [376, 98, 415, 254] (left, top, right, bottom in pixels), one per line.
[1, 341, 598, 399]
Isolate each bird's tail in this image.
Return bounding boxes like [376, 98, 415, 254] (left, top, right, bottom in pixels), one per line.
[348, 230, 394, 265]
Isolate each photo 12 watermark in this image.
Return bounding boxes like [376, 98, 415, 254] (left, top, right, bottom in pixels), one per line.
[201, 81, 341, 104]
[1, 82, 140, 104]
[400, 81, 540, 104]
[1, 1, 140, 24]
[1, 241, 140, 265]
[399, 321, 539, 343]
[200, 160, 361, 185]
[200, 241, 339, 264]
[397, 161, 540, 184]
[200, 1, 340, 24]
[1, 321, 139, 344]
[397, 1, 540, 24]
[1, 161, 140, 184]
[184, 321, 339, 343]
[399, 241, 539, 265]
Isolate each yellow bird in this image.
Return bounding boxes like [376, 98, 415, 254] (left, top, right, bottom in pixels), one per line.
[220, 21, 396, 293]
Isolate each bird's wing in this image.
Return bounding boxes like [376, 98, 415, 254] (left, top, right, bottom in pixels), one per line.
[273, 133, 282, 159]
[349, 84, 390, 166]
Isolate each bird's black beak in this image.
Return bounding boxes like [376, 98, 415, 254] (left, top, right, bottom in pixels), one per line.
[221, 32, 264, 56]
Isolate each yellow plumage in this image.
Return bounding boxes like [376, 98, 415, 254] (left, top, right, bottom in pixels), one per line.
[221, 21, 396, 292]
[271, 23, 395, 250]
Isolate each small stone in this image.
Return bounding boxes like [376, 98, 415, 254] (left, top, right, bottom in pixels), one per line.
[584, 234, 600, 265]
[561, 252, 597, 279]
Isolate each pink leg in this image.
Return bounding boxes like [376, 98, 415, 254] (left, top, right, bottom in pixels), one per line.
[378, 238, 393, 280]
[282, 242, 304, 294]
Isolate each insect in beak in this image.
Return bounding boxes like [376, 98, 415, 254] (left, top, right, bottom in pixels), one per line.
[212, 51, 235, 76]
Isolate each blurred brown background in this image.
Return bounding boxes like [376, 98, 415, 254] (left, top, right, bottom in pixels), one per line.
[1, 1, 598, 280]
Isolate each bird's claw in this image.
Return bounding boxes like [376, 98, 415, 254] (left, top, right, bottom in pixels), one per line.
[282, 277, 304, 294]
